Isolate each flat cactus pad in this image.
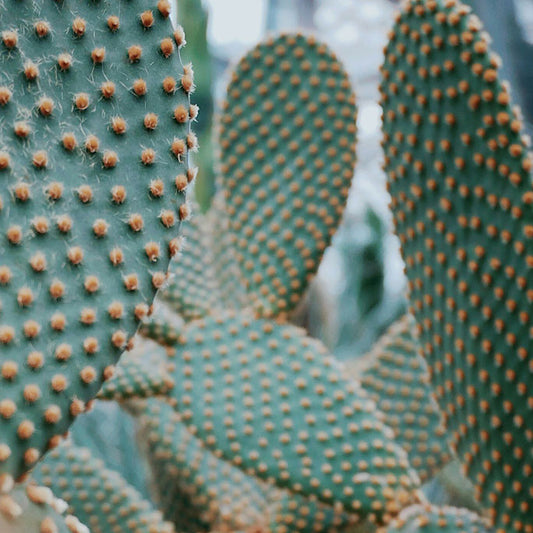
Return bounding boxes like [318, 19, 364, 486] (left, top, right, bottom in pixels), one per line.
[0, 0, 193, 480]
[381, 0, 532, 529]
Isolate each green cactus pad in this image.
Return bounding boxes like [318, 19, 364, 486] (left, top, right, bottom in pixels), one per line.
[0, 481, 88, 533]
[165, 310, 420, 523]
[32, 439, 175, 533]
[380, 0, 532, 530]
[383, 504, 488, 533]
[357, 316, 452, 483]
[98, 340, 174, 401]
[0, 0, 194, 481]
[215, 32, 357, 318]
[140, 399, 268, 532]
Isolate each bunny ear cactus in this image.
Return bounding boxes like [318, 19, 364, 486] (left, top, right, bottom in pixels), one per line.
[158, 32, 357, 323]
[380, 0, 532, 530]
[161, 310, 420, 524]
[357, 316, 452, 483]
[32, 440, 176, 533]
[0, 0, 194, 482]
[0, 482, 88, 533]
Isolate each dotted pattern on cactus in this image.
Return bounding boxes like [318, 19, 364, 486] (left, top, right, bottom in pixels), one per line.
[32, 439, 175, 533]
[382, 504, 488, 533]
[380, 0, 532, 530]
[357, 316, 452, 483]
[140, 399, 268, 532]
[160, 32, 357, 322]
[0, 481, 88, 533]
[98, 340, 174, 402]
[0, 0, 194, 481]
[166, 309, 420, 523]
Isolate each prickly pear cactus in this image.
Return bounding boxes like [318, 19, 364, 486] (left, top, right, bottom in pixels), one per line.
[358, 317, 452, 483]
[383, 504, 488, 533]
[0, 481, 88, 533]
[164, 310, 420, 524]
[159, 32, 357, 322]
[0, 0, 194, 481]
[32, 440, 175, 533]
[381, 0, 532, 530]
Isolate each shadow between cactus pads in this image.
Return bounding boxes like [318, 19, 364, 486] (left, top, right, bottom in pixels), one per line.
[0, 0, 194, 482]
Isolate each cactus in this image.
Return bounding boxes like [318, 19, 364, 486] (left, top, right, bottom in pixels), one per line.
[382, 504, 489, 533]
[380, 0, 532, 530]
[0, 481, 88, 533]
[32, 440, 175, 533]
[157, 32, 357, 322]
[0, 0, 194, 482]
[356, 317, 452, 483]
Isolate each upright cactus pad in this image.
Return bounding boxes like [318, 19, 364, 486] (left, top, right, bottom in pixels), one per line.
[381, 0, 532, 530]
[358, 317, 451, 482]
[0, 481, 88, 533]
[140, 399, 268, 532]
[166, 310, 420, 523]
[0, 0, 193, 481]
[33, 440, 175, 533]
[383, 504, 488, 533]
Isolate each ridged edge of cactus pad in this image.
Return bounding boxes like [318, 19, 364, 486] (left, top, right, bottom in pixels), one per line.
[215, 32, 357, 318]
[0, 0, 194, 481]
[32, 439, 175, 533]
[380, 0, 532, 530]
[0, 481, 88, 533]
[358, 316, 452, 482]
[382, 504, 488, 533]
[166, 309, 420, 523]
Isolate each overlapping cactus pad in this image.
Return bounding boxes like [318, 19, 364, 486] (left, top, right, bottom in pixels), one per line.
[32, 440, 175, 533]
[140, 399, 268, 532]
[359, 317, 452, 482]
[380, 0, 532, 530]
[0, 0, 193, 480]
[383, 504, 488, 533]
[166, 310, 420, 523]
[160, 32, 357, 322]
[0, 481, 88, 533]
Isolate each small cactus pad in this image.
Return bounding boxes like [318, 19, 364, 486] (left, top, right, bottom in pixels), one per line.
[166, 310, 419, 522]
[98, 339, 174, 401]
[0, 481, 88, 533]
[380, 0, 532, 529]
[32, 439, 175, 533]
[358, 317, 452, 482]
[140, 399, 268, 532]
[383, 504, 488, 533]
[216, 32, 357, 318]
[0, 0, 193, 480]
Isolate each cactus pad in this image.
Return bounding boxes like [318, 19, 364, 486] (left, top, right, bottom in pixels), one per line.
[358, 317, 452, 482]
[383, 504, 488, 533]
[32, 439, 175, 533]
[0, 481, 88, 533]
[0, 0, 193, 481]
[381, 0, 532, 529]
[165, 310, 419, 522]
[140, 399, 268, 532]
[216, 33, 357, 318]
[98, 340, 174, 401]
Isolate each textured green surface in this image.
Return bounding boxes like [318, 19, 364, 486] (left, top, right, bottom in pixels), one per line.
[140, 399, 268, 532]
[0, 0, 193, 481]
[380, 0, 532, 530]
[33, 439, 175, 533]
[358, 316, 451, 483]
[0, 482, 88, 533]
[383, 504, 487, 533]
[218, 32, 357, 318]
[98, 340, 174, 401]
[166, 310, 420, 523]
